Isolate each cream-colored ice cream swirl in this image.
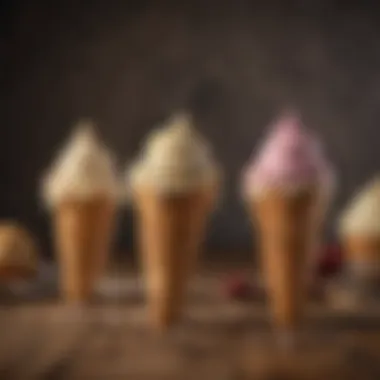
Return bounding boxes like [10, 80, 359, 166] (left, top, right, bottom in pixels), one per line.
[339, 177, 380, 237]
[42, 120, 119, 208]
[129, 113, 221, 194]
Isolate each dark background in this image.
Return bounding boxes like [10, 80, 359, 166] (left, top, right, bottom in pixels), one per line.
[1, 1, 380, 258]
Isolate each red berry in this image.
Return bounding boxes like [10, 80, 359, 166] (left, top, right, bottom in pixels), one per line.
[223, 275, 253, 300]
[317, 244, 343, 278]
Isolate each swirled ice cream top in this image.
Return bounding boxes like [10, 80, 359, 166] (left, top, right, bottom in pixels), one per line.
[42, 121, 119, 207]
[339, 177, 380, 237]
[129, 113, 221, 194]
[242, 112, 335, 198]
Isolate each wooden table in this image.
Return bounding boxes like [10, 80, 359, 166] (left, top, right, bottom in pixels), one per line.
[0, 264, 380, 379]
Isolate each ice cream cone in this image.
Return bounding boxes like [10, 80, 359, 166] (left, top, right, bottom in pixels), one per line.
[242, 112, 334, 345]
[54, 196, 115, 302]
[127, 112, 222, 330]
[134, 186, 216, 330]
[332, 178, 380, 308]
[251, 189, 320, 335]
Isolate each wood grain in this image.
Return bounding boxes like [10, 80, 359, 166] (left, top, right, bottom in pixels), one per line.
[1, 269, 380, 379]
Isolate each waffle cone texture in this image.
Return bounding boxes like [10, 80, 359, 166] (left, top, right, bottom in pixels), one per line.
[53, 197, 115, 302]
[250, 189, 321, 331]
[133, 186, 216, 330]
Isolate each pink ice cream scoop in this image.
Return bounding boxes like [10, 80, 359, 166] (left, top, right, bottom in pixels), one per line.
[242, 112, 334, 198]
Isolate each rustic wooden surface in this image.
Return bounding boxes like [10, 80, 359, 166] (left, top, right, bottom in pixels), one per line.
[0, 265, 380, 379]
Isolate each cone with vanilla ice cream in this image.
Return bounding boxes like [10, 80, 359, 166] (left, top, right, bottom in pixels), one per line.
[128, 113, 221, 330]
[41, 120, 119, 302]
[242, 112, 335, 345]
[332, 177, 380, 308]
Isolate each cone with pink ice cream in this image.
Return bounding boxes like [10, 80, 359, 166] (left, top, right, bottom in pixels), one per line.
[128, 113, 222, 330]
[41, 121, 119, 303]
[242, 112, 335, 344]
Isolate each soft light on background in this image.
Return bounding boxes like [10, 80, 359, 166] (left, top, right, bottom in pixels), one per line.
[1, 1, 379, 256]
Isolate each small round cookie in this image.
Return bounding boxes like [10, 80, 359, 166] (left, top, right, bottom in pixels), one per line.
[0, 222, 38, 280]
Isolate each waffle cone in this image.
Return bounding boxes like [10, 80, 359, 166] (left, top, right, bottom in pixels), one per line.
[250, 189, 320, 331]
[344, 235, 380, 265]
[134, 186, 216, 330]
[342, 236, 380, 281]
[53, 197, 115, 302]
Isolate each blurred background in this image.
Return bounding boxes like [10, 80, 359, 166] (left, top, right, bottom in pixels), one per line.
[1, 0, 380, 258]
